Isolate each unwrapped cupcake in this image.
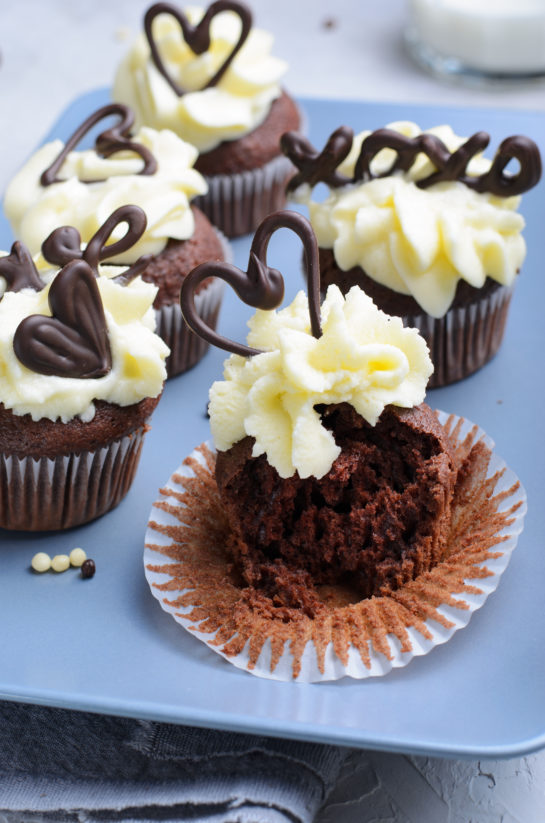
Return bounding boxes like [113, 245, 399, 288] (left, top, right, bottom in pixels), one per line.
[113, 1, 302, 236]
[144, 211, 526, 681]
[3, 103, 229, 377]
[0, 207, 169, 531]
[281, 122, 541, 386]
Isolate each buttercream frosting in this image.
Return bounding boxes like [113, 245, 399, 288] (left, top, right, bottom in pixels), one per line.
[113, 6, 287, 153]
[3, 126, 207, 261]
[293, 122, 527, 317]
[209, 285, 433, 479]
[0, 258, 169, 422]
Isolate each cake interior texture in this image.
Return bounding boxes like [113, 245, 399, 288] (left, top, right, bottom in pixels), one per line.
[215, 403, 457, 614]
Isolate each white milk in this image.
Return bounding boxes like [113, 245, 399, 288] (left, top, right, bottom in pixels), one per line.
[408, 0, 545, 75]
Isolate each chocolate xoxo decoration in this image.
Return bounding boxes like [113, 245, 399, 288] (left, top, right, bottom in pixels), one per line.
[181, 210, 322, 356]
[40, 104, 157, 187]
[42, 205, 152, 284]
[283, 126, 542, 196]
[281, 127, 354, 192]
[144, 1, 252, 96]
[14, 260, 112, 379]
[0, 241, 44, 296]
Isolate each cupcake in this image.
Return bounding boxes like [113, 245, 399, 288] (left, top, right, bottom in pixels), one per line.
[3, 103, 229, 377]
[144, 211, 525, 681]
[280, 122, 542, 387]
[0, 208, 169, 531]
[113, 1, 302, 237]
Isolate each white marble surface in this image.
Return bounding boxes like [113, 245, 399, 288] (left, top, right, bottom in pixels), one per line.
[2, 1, 545, 820]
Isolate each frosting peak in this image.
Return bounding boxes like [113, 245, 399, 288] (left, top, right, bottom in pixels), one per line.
[113, 5, 287, 152]
[291, 122, 531, 317]
[209, 285, 433, 479]
[4, 125, 207, 262]
[0, 254, 169, 423]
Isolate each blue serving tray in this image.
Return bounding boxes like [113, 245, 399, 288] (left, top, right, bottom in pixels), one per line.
[1, 89, 544, 759]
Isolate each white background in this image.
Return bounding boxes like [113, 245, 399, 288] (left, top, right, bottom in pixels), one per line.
[2, 1, 545, 820]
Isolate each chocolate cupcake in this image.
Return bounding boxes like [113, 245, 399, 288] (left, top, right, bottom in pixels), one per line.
[113, 1, 302, 236]
[281, 122, 541, 386]
[144, 211, 525, 681]
[3, 103, 230, 377]
[0, 210, 169, 531]
[215, 402, 456, 611]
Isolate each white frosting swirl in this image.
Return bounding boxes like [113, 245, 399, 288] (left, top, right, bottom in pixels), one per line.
[293, 122, 527, 318]
[3, 127, 207, 262]
[0, 259, 169, 422]
[113, 6, 287, 153]
[209, 285, 433, 479]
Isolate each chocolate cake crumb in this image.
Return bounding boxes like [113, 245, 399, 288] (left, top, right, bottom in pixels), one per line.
[215, 403, 457, 612]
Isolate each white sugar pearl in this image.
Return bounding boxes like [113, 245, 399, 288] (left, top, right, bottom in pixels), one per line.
[69, 548, 87, 567]
[51, 554, 70, 573]
[31, 552, 51, 573]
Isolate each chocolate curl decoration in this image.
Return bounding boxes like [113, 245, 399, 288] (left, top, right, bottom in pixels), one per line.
[0, 241, 44, 295]
[40, 104, 157, 187]
[144, 1, 252, 96]
[181, 210, 322, 357]
[14, 260, 112, 379]
[281, 127, 354, 192]
[354, 128, 542, 196]
[42, 205, 152, 284]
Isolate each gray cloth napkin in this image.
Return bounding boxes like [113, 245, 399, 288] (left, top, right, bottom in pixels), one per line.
[0, 701, 347, 823]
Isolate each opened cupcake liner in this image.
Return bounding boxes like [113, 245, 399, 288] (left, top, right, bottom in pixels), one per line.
[1, 429, 147, 532]
[406, 283, 515, 388]
[155, 229, 231, 379]
[144, 411, 526, 682]
[193, 153, 297, 239]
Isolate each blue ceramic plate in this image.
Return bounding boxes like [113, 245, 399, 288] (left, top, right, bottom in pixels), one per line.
[1, 89, 544, 758]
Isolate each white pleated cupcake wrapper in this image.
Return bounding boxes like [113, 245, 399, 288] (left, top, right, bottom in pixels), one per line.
[155, 229, 231, 379]
[403, 283, 514, 388]
[1, 429, 146, 531]
[144, 412, 526, 682]
[193, 153, 296, 238]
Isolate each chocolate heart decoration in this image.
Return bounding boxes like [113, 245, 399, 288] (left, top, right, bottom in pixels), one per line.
[0, 241, 44, 296]
[14, 260, 112, 379]
[180, 210, 322, 357]
[284, 126, 542, 197]
[42, 205, 152, 284]
[40, 104, 157, 187]
[144, 1, 252, 96]
[281, 126, 354, 191]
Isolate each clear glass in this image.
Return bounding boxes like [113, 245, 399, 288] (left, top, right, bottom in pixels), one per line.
[406, 0, 545, 83]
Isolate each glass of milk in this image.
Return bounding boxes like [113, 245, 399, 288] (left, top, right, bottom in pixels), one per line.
[406, 0, 545, 81]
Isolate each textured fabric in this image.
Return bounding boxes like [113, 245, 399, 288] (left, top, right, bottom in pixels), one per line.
[0, 701, 347, 823]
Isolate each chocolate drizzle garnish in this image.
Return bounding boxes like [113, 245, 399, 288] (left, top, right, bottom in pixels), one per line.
[144, 1, 252, 97]
[0, 242, 44, 295]
[40, 104, 157, 187]
[281, 127, 354, 192]
[181, 210, 322, 357]
[14, 260, 112, 379]
[42, 205, 152, 284]
[283, 127, 542, 197]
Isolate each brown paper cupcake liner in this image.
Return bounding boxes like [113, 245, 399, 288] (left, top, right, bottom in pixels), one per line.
[404, 283, 514, 388]
[1, 428, 147, 531]
[144, 412, 526, 681]
[193, 153, 296, 238]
